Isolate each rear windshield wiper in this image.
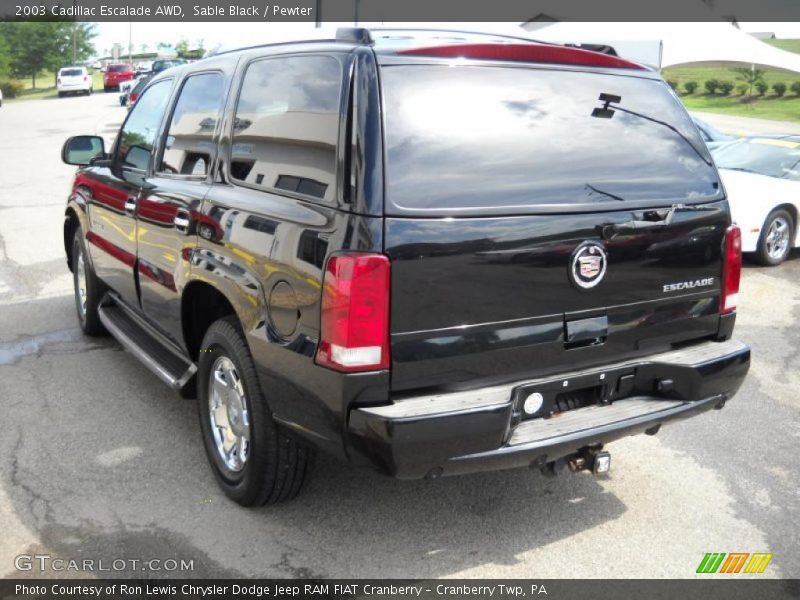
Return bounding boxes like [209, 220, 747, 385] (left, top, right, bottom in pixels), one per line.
[600, 100, 713, 168]
[585, 184, 625, 202]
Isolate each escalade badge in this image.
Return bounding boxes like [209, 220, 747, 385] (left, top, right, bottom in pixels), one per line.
[570, 242, 608, 289]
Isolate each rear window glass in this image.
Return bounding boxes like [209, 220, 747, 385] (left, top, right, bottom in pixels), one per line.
[230, 55, 342, 202]
[382, 66, 719, 214]
[60, 69, 83, 77]
[109, 64, 130, 72]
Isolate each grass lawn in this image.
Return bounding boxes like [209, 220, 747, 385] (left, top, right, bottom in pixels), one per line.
[663, 39, 800, 123]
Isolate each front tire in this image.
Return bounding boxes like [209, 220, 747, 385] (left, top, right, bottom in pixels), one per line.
[755, 208, 794, 266]
[71, 228, 107, 336]
[197, 317, 311, 506]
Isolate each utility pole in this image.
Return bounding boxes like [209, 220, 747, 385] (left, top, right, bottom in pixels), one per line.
[72, 1, 77, 63]
[128, 22, 133, 65]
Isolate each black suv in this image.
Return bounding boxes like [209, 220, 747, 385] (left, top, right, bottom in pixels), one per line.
[61, 28, 750, 506]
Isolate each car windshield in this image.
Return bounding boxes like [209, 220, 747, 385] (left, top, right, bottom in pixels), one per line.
[61, 69, 83, 77]
[713, 138, 800, 180]
[153, 60, 184, 73]
[693, 117, 731, 142]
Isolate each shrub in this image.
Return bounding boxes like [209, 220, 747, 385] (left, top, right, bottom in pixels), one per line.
[719, 81, 734, 95]
[755, 81, 769, 96]
[736, 83, 749, 95]
[773, 82, 787, 97]
[666, 79, 678, 91]
[684, 80, 698, 94]
[792, 81, 800, 96]
[704, 79, 720, 94]
[0, 79, 23, 99]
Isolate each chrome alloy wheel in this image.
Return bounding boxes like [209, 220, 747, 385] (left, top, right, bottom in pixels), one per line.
[208, 356, 251, 472]
[75, 247, 88, 318]
[766, 216, 790, 260]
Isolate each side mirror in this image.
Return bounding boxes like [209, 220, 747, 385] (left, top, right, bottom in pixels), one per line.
[62, 135, 105, 166]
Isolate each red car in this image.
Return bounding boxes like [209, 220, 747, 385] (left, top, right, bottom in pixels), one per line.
[103, 63, 133, 91]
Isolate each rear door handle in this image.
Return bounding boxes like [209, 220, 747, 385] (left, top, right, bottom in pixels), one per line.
[124, 196, 137, 215]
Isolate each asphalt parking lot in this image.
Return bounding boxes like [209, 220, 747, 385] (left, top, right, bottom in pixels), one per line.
[0, 93, 798, 579]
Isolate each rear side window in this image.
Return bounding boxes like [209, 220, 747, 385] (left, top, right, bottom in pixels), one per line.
[159, 73, 226, 176]
[116, 80, 172, 171]
[230, 55, 342, 201]
[382, 66, 720, 214]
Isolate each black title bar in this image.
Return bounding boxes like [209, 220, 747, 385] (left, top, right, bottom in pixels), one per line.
[2, 579, 800, 600]
[3, 0, 800, 22]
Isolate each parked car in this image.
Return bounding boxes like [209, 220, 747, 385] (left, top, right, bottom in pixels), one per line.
[120, 60, 186, 107]
[0, 86, 3, 107]
[119, 76, 149, 108]
[60, 27, 749, 506]
[57, 66, 92, 96]
[103, 63, 134, 91]
[692, 115, 735, 150]
[713, 136, 800, 265]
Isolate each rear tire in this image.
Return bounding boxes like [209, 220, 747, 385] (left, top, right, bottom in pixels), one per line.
[755, 208, 794, 266]
[197, 317, 311, 506]
[71, 228, 108, 336]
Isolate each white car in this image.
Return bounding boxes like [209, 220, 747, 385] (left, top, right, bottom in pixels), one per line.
[714, 136, 800, 265]
[57, 66, 92, 97]
[0, 86, 3, 107]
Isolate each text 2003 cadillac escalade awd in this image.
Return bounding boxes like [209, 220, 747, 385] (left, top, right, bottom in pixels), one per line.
[61, 28, 750, 506]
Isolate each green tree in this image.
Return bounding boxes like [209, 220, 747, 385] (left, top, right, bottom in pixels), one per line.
[0, 34, 11, 78]
[733, 67, 765, 97]
[0, 22, 96, 88]
[175, 38, 190, 57]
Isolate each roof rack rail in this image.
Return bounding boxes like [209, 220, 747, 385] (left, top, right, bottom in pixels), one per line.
[336, 27, 374, 45]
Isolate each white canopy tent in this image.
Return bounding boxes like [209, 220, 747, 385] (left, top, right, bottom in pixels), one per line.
[526, 22, 800, 73]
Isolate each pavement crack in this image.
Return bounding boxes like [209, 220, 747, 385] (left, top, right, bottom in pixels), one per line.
[10, 429, 54, 526]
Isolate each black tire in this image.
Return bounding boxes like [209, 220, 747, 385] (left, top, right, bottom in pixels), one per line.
[197, 317, 311, 506]
[71, 228, 108, 336]
[755, 208, 794, 266]
[58, 91, 65, 98]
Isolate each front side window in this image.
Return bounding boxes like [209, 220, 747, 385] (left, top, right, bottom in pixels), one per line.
[116, 80, 172, 171]
[230, 55, 342, 201]
[159, 73, 226, 176]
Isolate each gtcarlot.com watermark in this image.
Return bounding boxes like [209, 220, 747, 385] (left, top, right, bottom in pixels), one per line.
[15, 554, 194, 573]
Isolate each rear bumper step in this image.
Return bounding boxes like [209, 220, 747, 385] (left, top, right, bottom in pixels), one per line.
[347, 339, 749, 479]
[98, 297, 196, 391]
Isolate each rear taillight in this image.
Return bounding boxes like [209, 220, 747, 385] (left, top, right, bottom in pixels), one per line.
[57, 78, 61, 85]
[83, 75, 88, 82]
[130, 93, 139, 103]
[316, 253, 390, 372]
[721, 224, 742, 314]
